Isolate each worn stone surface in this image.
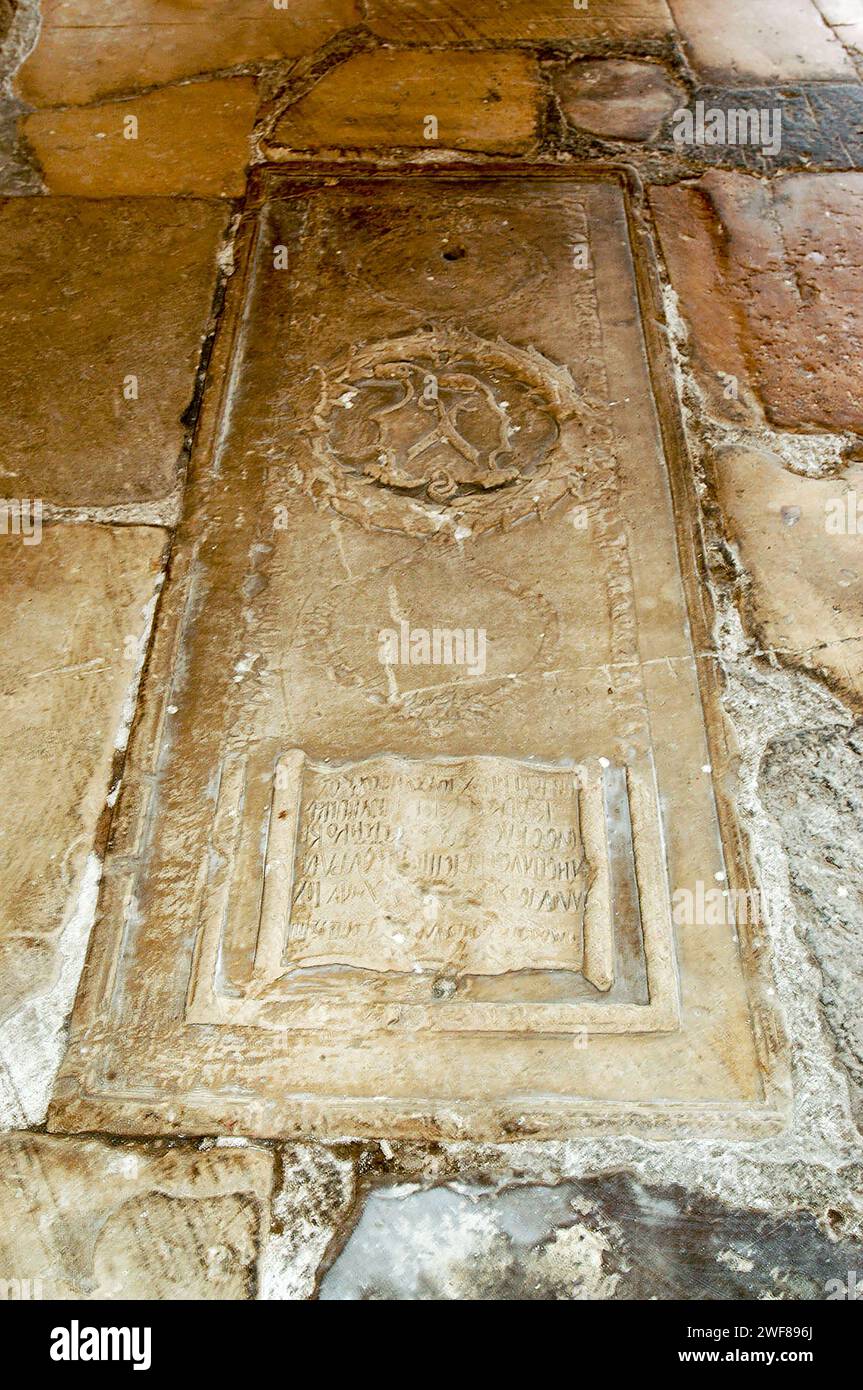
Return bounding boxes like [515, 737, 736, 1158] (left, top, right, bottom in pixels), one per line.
[0, 525, 167, 1128]
[0, 0, 43, 194]
[0, 197, 228, 505]
[0, 1135, 273, 1298]
[815, 0, 863, 74]
[816, 2, 863, 46]
[760, 724, 863, 1132]
[363, 0, 674, 42]
[318, 1175, 863, 1299]
[668, 0, 857, 82]
[713, 447, 863, 707]
[649, 179, 756, 425]
[553, 59, 685, 140]
[48, 171, 780, 1142]
[260, 1145, 356, 1300]
[24, 76, 258, 196]
[650, 172, 863, 432]
[268, 50, 540, 153]
[16, 0, 359, 107]
[817, 0, 863, 20]
[653, 84, 863, 173]
[0, 1, 15, 46]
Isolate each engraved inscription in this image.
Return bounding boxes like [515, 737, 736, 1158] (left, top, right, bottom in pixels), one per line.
[260, 753, 612, 984]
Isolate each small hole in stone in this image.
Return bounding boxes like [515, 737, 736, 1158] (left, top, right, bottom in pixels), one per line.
[442, 247, 467, 262]
[826, 1207, 846, 1234]
[432, 977, 457, 999]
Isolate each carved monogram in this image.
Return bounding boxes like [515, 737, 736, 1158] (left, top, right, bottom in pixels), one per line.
[293, 328, 610, 538]
[326, 361, 540, 502]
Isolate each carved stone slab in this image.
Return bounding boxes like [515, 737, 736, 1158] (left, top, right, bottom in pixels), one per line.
[48, 170, 787, 1141]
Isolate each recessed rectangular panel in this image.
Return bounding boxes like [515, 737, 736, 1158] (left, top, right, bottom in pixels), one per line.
[186, 749, 674, 1034]
[48, 170, 787, 1141]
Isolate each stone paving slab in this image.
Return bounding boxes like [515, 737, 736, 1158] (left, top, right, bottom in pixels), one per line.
[16, 0, 359, 106]
[269, 50, 540, 154]
[363, 0, 675, 43]
[23, 76, 259, 197]
[815, 1, 863, 74]
[0, 196, 228, 505]
[317, 1174, 863, 1299]
[548, 59, 863, 171]
[650, 171, 863, 433]
[713, 447, 863, 707]
[0, 524, 167, 1128]
[47, 169, 783, 1143]
[653, 85, 863, 172]
[553, 58, 685, 140]
[0, 1134, 273, 1299]
[669, 0, 857, 82]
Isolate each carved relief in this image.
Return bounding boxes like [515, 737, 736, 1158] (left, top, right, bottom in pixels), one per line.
[186, 749, 678, 1036]
[264, 753, 609, 982]
[292, 329, 607, 537]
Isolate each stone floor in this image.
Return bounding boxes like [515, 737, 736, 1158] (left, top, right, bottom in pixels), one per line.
[1, 0, 862, 1301]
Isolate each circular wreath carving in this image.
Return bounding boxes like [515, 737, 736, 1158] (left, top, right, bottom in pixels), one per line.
[291, 329, 609, 539]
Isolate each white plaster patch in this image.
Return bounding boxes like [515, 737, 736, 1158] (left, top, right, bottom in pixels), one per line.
[717, 1247, 755, 1273]
[259, 1144, 356, 1301]
[0, 852, 102, 1129]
